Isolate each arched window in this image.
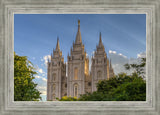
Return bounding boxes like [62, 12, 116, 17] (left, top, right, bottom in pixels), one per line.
[88, 82, 91, 86]
[65, 83, 67, 88]
[74, 84, 78, 97]
[97, 71, 102, 79]
[74, 68, 78, 80]
[52, 73, 56, 81]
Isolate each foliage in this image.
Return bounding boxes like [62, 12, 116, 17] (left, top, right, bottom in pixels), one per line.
[124, 58, 146, 78]
[14, 52, 41, 101]
[56, 58, 146, 101]
[78, 58, 146, 101]
[78, 73, 146, 101]
[109, 73, 146, 101]
[57, 96, 78, 101]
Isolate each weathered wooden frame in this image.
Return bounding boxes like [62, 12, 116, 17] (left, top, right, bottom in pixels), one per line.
[0, 0, 160, 115]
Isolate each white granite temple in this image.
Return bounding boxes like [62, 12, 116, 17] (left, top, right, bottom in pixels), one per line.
[47, 20, 114, 100]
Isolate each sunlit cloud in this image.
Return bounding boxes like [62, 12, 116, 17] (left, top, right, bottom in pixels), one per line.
[118, 53, 127, 58]
[41, 55, 51, 67]
[38, 68, 44, 73]
[137, 52, 146, 58]
[43, 55, 51, 66]
[35, 75, 40, 78]
[42, 78, 47, 82]
[109, 50, 117, 54]
[109, 50, 127, 58]
[34, 75, 47, 82]
[37, 86, 47, 95]
[109, 50, 146, 75]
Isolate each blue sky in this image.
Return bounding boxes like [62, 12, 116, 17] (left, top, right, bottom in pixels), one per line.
[14, 14, 146, 101]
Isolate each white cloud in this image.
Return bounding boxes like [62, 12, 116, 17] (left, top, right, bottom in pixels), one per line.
[34, 75, 47, 81]
[35, 75, 40, 78]
[34, 75, 47, 101]
[109, 50, 116, 54]
[42, 73, 46, 76]
[137, 52, 146, 58]
[36, 67, 45, 73]
[42, 78, 47, 82]
[34, 74, 47, 83]
[119, 53, 122, 56]
[38, 68, 44, 73]
[109, 50, 146, 75]
[41, 91, 47, 95]
[42, 55, 51, 67]
[37, 86, 47, 95]
[112, 51, 116, 54]
[35, 65, 45, 74]
[37, 86, 46, 90]
[92, 51, 95, 55]
[118, 53, 127, 58]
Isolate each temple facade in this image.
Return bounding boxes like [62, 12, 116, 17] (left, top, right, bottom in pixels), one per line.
[47, 20, 114, 101]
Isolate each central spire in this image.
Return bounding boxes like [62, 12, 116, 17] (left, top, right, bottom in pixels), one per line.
[98, 32, 104, 48]
[75, 20, 82, 44]
[55, 37, 60, 51]
[98, 32, 103, 46]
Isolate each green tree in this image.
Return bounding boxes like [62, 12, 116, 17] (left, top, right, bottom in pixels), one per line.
[109, 73, 146, 101]
[58, 58, 146, 101]
[14, 52, 41, 101]
[124, 58, 146, 78]
[78, 73, 146, 101]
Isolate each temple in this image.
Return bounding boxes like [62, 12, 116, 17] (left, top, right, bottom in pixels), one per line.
[47, 20, 114, 100]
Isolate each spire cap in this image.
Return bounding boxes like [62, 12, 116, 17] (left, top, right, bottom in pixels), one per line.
[55, 37, 60, 51]
[98, 32, 103, 46]
[75, 20, 82, 44]
[110, 59, 112, 68]
[78, 20, 80, 25]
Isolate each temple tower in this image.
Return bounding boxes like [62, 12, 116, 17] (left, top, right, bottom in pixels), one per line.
[47, 38, 67, 101]
[67, 20, 90, 98]
[91, 33, 110, 92]
[109, 59, 114, 78]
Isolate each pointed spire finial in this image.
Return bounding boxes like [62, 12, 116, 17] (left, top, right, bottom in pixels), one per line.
[99, 32, 102, 45]
[78, 20, 80, 26]
[75, 20, 82, 44]
[56, 36, 60, 51]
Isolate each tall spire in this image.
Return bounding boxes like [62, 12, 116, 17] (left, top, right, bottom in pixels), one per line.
[110, 59, 112, 68]
[51, 53, 53, 58]
[98, 32, 103, 47]
[75, 20, 82, 44]
[55, 37, 60, 51]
